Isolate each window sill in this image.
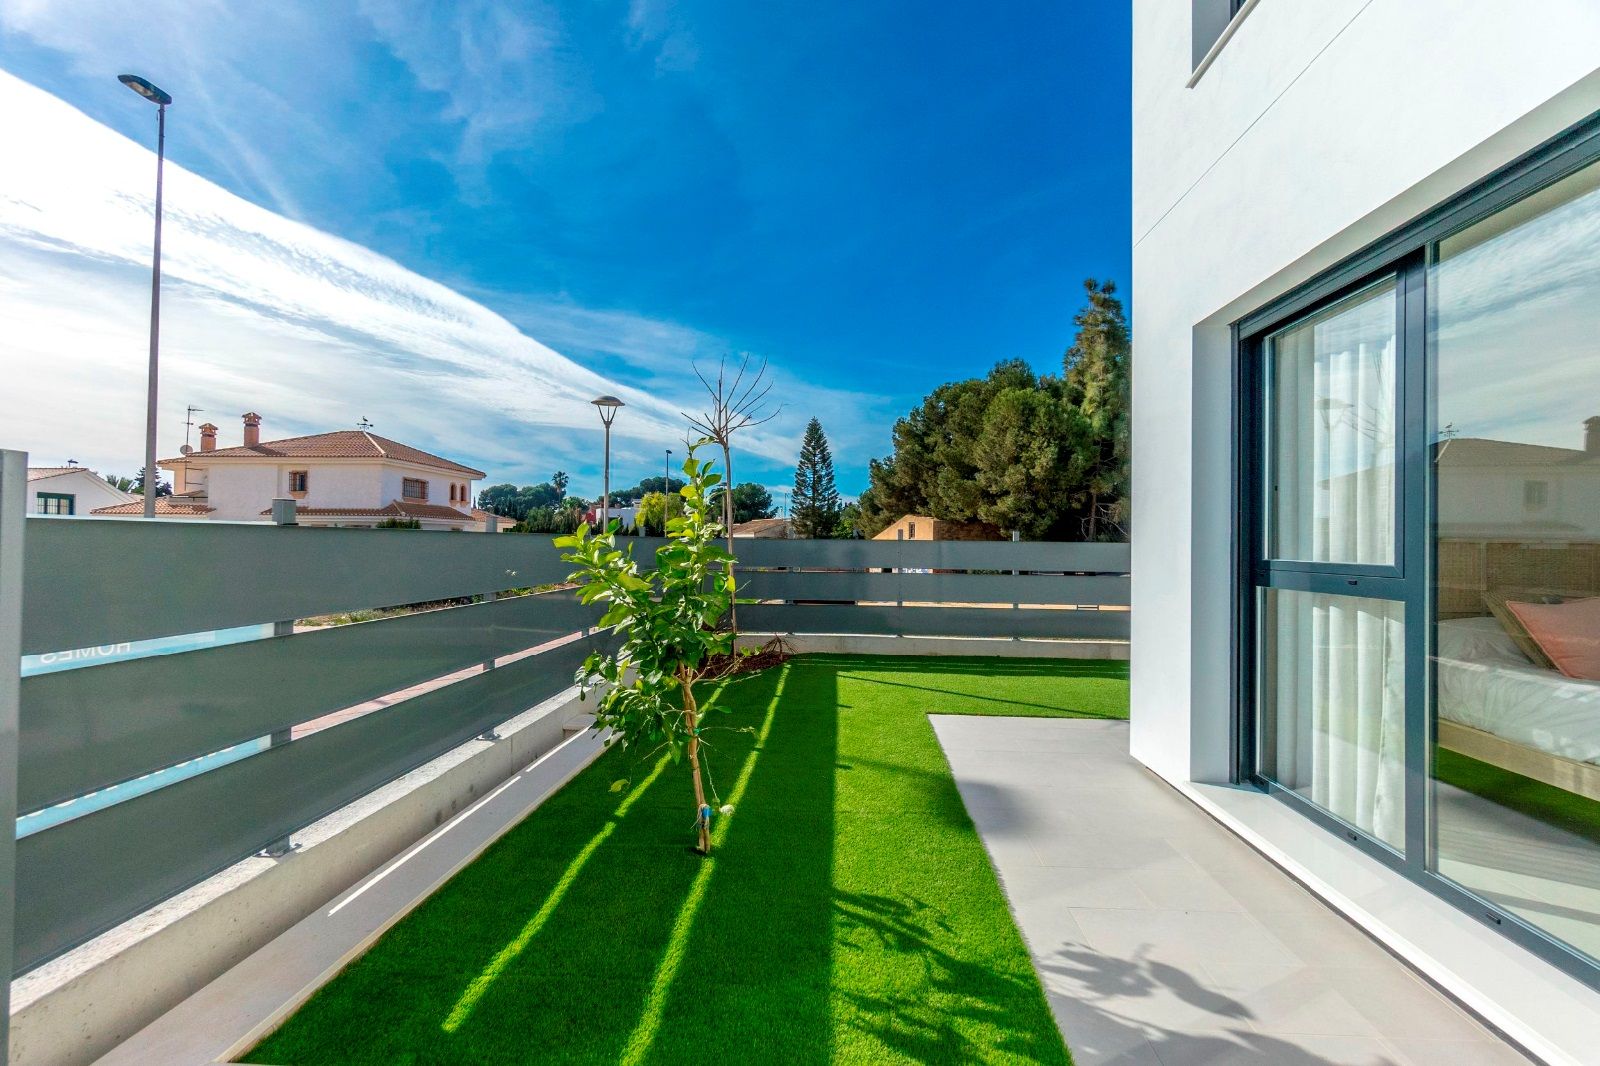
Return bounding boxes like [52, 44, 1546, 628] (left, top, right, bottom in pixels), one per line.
[1188, 0, 1259, 88]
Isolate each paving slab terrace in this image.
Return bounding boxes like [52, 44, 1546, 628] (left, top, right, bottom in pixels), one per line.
[931, 716, 1530, 1066]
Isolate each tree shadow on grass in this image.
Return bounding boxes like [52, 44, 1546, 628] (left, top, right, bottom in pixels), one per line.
[831, 889, 1071, 1065]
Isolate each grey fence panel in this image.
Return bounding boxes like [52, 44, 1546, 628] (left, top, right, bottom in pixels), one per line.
[20, 519, 580, 654]
[740, 603, 1130, 640]
[738, 569, 1129, 607]
[12, 631, 608, 974]
[0, 452, 26, 1058]
[18, 592, 599, 814]
[730, 538, 1129, 573]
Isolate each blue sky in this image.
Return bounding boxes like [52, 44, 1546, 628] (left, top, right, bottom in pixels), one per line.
[0, 1, 1130, 499]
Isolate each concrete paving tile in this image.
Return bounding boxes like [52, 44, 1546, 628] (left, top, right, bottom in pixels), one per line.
[1249, 906, 1399, 970]
[934, 718, 1522, 1066]
[1127, 855, 1246, 913]
[1070, 908, 1300, 971]
[1031, 831, 1184, 870]
[1316, 967, 1493, 1043]
[998, 860, 1158, 912]
[1386, 1039, 1534, 1065]
[1149, 1032, 1403, 1066]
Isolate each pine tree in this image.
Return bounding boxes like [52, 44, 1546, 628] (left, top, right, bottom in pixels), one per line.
[791, 418, 841, 538]
[1062, 279, 1131, 540]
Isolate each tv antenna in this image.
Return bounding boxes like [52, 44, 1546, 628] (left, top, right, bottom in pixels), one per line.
[183, 405, 204, 450]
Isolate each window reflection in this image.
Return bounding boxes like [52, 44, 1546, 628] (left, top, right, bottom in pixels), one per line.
[1432, 160, 1600, 963]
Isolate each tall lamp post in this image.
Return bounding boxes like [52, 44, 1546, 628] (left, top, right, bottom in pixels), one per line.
[119, 74, 172, 519]
[664, 447, 673, 531]
[591, 395, 624, 530]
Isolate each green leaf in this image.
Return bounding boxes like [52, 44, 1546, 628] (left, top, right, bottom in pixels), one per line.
[610, 779, 630, 793]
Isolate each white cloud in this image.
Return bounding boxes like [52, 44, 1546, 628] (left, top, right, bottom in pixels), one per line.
[0, 69, 877, 487]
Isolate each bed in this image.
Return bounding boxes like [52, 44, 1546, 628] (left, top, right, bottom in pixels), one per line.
[1435, 615, 1600, 801]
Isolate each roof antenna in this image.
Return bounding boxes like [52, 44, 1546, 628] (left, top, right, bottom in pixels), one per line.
[357, 417, 374, 431]
[183, 405, 204, 450]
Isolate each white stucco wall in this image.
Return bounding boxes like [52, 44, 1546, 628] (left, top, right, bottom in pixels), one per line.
[377, 466, 474, 511]
[25, 470, 134, 515]
[1130, 0, 1600, 785]
[197, 460, 475, 521]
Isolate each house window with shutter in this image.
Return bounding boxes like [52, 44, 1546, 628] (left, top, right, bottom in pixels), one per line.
[288, 471, 308, 494]
[403, 478, 428, 500]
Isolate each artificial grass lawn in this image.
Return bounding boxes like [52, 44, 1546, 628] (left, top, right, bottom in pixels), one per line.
[247, 654, 1129, 1065]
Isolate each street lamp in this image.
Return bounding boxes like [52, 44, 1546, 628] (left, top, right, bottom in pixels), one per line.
[664, 447, 673, 532]
[119, 74, 172, 518]
[591, 395, 624, 530]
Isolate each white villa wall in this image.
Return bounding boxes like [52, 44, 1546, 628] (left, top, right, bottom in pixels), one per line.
[195, 462, 476, 522]
[203, 465, 291, 522]
[1131, 3, 1600, 1057]
[1130, 0, 1600, 784]
[26, 470, 133, 515]
[377, 466, 473, 510]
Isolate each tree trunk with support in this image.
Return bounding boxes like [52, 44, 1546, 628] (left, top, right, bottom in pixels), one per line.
[680, 668, 712, 854]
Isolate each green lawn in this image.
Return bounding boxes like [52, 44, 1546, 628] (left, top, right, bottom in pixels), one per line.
[247, 654, 1129, 1065]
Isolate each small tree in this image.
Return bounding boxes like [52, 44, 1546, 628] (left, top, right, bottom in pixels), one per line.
[791, 418, 841, 538]
[557, 446, 735, 854]
[636, 491, 669, 537]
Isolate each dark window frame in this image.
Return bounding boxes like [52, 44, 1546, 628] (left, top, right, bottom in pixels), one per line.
[35, 492, 75, 516]
[287, 471, 308, 494]
[402, 478, 428, 501]
[1230, 108, 1600, 991]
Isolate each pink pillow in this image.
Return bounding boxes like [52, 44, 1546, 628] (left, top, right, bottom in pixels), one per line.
[1506, 596, 1600, 682]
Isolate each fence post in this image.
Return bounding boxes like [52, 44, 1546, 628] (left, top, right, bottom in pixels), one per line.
[259, 500, 298, 857]
[0, 450, 28, 1065]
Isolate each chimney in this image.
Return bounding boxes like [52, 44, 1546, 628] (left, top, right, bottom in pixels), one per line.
[199, 422, 218, 452]
[1587, 417, 1600, 458]
[242, 412, 262, 448]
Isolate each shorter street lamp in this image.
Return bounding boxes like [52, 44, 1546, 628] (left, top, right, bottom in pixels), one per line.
[664, 447, 673, 531]
[591, 395, 624, 530]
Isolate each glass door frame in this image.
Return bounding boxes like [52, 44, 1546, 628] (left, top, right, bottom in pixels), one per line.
[1228, 106, 1600, 992]
[1234, 253, 1429, 872]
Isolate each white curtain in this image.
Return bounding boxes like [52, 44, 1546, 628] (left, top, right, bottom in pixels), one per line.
[1265, 285, 1405, 848]
[1271, 290, 1396, 565]
[1269, 591, 1406, 848]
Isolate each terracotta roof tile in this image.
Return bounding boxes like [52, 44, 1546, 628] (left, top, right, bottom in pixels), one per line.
[164, 430, 485, 477]
[28, 466, 87, 481]
[91, 498, 213, 516]
[257, 500, 476, 522]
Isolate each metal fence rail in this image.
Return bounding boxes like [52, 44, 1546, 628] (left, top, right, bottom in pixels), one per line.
[734, 538, 1130, 641]
[1, 475, 1128, 988]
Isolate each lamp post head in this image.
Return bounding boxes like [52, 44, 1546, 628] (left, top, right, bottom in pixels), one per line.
[118, 74, 172, 107]
[591, 394, 624, 426]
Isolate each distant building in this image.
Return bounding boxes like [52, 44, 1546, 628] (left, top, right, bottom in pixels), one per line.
[94, 412, 487, 531]
[871, 514, 1002, 542]
[26, 466, 136, 516]
[731, 517, 793, 539]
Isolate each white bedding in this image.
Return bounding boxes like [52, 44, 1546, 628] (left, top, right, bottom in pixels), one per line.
[1436, 616, 1600, 766]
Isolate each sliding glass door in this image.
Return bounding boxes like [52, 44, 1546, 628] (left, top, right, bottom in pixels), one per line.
[1238, 127, 1600, 986]
[1429, 159, 1600, 966]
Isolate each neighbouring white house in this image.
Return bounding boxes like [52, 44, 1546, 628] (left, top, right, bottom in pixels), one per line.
[25, 465, 135, 516]
[91, 412, 488, 531]
[1133, 3, 1600, 1059]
